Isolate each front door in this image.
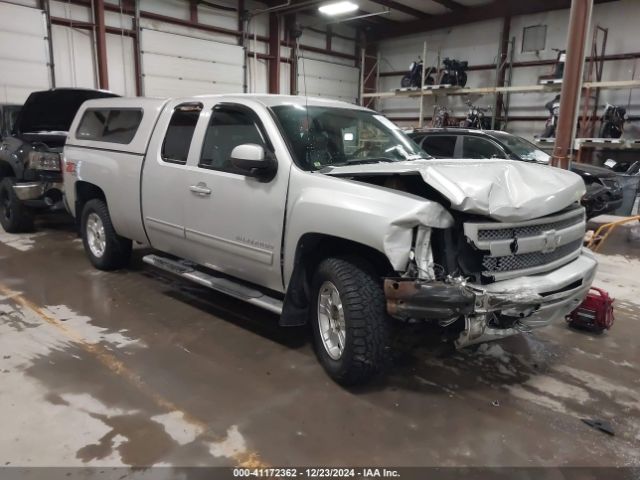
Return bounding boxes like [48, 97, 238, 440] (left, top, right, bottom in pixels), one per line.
[183, 101, 290, 292]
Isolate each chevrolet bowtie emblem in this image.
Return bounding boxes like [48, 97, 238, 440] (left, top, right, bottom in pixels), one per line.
[541, 229, 561, 253]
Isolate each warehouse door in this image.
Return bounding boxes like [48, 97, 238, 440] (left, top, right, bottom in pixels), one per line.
[140, 29, 244, 97]
[297, 58, 359, 104]
[0, 3, 51, 103]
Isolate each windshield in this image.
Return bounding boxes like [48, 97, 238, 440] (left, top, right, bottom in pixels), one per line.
[490, 131, 550, 163]
[271, 105, 428, 171]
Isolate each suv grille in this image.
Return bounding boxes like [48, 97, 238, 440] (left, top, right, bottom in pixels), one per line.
[463, 206, 586, 281]
[477, 214, 584, 241]
[482, 239, 583, 273]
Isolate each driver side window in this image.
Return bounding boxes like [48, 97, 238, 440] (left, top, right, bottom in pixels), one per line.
[199, 106, 267, 174]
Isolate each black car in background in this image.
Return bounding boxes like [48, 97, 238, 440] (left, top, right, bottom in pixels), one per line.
[409, 128, 624, 218]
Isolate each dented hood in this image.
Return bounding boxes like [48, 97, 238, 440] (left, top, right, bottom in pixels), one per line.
[323, 159, 585, 222]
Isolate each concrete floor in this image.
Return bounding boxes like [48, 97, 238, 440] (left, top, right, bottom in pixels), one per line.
[1, 215, 639, 469]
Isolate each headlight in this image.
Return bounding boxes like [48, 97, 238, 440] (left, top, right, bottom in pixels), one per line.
[27, 151, 61, 171]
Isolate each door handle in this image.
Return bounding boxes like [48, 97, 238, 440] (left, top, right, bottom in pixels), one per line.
[189, 183, 212, 196]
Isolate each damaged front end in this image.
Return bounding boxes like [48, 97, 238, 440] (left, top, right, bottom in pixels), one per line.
[383, 208, 598, 348]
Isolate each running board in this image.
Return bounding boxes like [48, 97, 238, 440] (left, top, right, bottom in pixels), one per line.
[142, 254, 283, 314]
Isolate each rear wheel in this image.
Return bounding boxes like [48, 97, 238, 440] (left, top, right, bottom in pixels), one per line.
[0, 177, 34, 233]
[81, 199, 132, 270]
[458, 71, 468, 87]
[310, 257, 390, 386]
[440, 73, 452, 85]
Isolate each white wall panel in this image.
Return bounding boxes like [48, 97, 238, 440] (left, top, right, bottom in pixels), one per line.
[106, 33, 136, 96]
[140, 28, 243, 97]
[0, 2, 50, 103]
[52, 24, 97, 89]
[297, 57, 359, 104]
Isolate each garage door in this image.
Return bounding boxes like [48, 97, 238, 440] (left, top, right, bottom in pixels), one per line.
[0, 3, 51, 103]
[140, 28, 244, 97]
[297, 58, 359, 104]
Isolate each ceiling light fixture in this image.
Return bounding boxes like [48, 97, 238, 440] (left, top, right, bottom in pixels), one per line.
[318, 1, 359, 16]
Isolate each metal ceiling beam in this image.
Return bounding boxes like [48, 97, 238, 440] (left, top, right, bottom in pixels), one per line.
[367, 0, 432, 19]
[430, 0, 466, 11]
[374, 0, 619, 39]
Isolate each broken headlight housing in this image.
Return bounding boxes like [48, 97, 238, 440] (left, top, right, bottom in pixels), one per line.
[27, 151, 62, 171]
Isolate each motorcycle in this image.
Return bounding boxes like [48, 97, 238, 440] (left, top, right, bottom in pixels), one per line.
[552, 48, 566, 79]
[599, 103, 627, 138]
[431, 105, 454, 128]
[541, 95, 561, 138]
[401, 59, 435, 88]
[440, 58, 468, 87]
[462, 101, 492, 129]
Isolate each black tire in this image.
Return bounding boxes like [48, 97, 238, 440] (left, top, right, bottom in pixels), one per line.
[81, 199, 132, 270]
[425, 75, 435, 86]
[0, 177, 34, 233]
[310, 257, 390, 386]
[541, 124, 556, 138]
[400, 75, 412, 88]
[458, 71, 468, 87]
[440, 73, 452, 86]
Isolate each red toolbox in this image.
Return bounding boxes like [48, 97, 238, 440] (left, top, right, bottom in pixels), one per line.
[567, 287, 615, 332]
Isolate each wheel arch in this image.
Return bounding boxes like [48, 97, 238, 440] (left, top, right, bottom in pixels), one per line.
[75, 181, 106, 218]
[0, 160, 16, 179]
[280, 233, 394, 327]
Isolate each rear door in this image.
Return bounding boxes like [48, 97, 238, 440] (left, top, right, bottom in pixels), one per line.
[421, 135, 458, 158]
[182, 100, 290, 291]
[141, 101, 202, 257]
[461, 136, 508, 159]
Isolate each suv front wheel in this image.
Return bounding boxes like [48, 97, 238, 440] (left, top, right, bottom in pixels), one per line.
[0, 178, 34, 233]
[310, 257, 390, 385]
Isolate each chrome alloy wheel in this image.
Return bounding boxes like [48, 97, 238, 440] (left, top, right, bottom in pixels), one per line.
[86, 212, 106, 258]
[317, 281, 346, 360]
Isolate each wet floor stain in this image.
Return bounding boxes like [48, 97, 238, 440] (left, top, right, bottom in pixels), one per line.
[77, 412, 177, 466]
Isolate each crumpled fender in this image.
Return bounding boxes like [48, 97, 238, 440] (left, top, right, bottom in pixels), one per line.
[383, 201, 453, 270]
[283, 172, 454, 283]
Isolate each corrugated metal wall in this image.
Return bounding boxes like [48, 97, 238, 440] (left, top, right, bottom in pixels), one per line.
[0, 2, 50, 103]
[140, 28, 244, 97]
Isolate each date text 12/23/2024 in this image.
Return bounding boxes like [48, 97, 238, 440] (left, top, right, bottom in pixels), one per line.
[233, 468, 400, 478]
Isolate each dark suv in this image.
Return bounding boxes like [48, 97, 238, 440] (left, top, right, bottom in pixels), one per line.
[0, 88, 118, 232]
[409, 128, 624, 218]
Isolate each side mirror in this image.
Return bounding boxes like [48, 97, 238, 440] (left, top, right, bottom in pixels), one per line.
[230, 144, 276, 179]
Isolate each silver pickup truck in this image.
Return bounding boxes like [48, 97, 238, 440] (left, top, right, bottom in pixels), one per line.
[63, 94, 597, 385]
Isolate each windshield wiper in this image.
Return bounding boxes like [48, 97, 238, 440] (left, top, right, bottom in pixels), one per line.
[344, 157, 396, 165]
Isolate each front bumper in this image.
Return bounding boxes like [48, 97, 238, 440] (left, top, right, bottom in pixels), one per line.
[13, 181, 63, 202]
[385, 249, 598, 347]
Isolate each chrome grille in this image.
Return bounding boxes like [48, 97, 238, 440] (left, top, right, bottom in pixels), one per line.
[463, 207, 586, 281]
[482, 239, 583, 273]
[477, 211, 584, 241]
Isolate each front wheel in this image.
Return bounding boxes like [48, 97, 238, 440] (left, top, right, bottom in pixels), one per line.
[0, 178, 34, 233]
[310, 257, 390, 386]
[81, 199, 132, 270]
[400, 75, 412, 88]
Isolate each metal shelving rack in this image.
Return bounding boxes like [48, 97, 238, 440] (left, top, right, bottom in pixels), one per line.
[359, 38, 640, 129]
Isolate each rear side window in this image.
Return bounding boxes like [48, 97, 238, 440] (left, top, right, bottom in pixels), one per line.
[76, 108, 143, 144]
[161, 103, 202, 164]
[422, 135, 456, 157]
[462, 136, 505, 159]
